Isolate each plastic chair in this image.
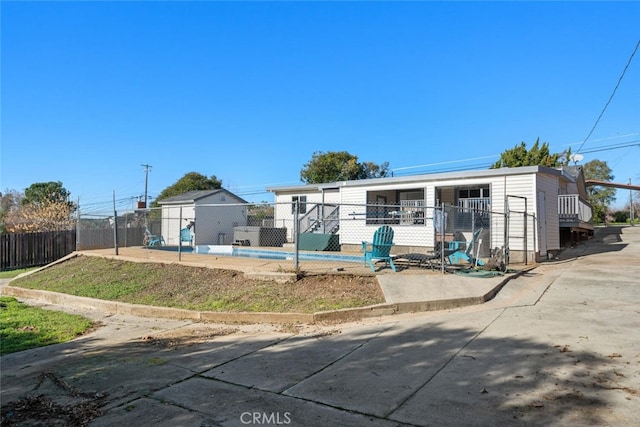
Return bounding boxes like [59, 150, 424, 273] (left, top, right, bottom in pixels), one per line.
[362, 225, 396, 272]
[144, 228, 165, 247]
[180, 228, 193, 246]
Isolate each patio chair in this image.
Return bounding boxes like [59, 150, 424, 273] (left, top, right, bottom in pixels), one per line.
[429, 242, 460, 269]
[362, 225, 396, 272]
[180, 227, 193, 246]
[447, 228, 485, 266]
[144, 228, 165, 247]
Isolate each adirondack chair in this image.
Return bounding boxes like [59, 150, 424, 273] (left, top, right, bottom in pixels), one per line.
[447, 228, 485, 266]
[144, 228, 165, 247]
[362, 225, 396, 272]
[180, 228, 193, 246]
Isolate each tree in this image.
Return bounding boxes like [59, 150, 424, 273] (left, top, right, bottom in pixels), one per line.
[2, 186, 76, 233]
[491, 138, 570, 169]
[6, 201, 76, 232]
[247, 203, 275, 226]
[1, 182, 77, 232]
[22, 181, 71, 206]
[153, 172, 222, 206]
[583, 159, 616, 224]
[300, 151, 390, 184]
[0, 190, 23, 233]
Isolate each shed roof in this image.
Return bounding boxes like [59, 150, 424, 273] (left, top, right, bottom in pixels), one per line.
[157, 189, 248, 205]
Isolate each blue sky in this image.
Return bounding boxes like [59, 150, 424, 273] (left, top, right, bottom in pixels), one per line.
[1, 1, 638, 215]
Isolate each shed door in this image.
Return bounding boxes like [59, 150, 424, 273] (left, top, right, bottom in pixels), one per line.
[537, 191, 547, 257]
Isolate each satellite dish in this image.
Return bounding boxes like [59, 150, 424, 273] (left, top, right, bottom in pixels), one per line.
[570, 154, 584, 163]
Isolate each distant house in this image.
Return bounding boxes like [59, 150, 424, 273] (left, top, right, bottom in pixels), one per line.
[157, 189, 248, 245]
[267, 166, 593, 263]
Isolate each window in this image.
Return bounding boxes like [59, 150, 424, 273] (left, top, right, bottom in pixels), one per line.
[455, 185, 490, 230]
[292, 196, 307, 214]
[457, 186, 490, 200]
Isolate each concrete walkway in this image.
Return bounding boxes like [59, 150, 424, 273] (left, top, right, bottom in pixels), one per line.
[1, 226, 639, 426]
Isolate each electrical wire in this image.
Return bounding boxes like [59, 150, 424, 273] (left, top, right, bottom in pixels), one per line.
[576, 39, 640, 154]
[578, 140, 640, 154]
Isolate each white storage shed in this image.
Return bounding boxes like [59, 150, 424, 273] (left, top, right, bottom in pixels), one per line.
[157, 189, 249, 246]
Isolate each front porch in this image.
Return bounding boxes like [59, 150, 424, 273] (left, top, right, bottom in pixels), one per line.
[558, 194, 593, 245]
[558, 194, 593, 230]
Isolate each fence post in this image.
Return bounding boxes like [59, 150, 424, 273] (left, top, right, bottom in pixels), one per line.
[440, 203, 445, 274]
[532, 213, 537, 262]
[76, 206, 80, 252]
[504, 210, 509, 272]
[294, 200, 299, 271]
[178, 206, 183, 261]
[523, 208, 528, 265]
[113, 191, 119, 256]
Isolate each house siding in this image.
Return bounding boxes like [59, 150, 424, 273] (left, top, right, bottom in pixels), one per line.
[194, 204, 246, 245]
[267, 166, 588, 263]
[273, 189, 340, 241]
[161, 205, 196, 245]
[536, 173, 561, 252]
[503, 173, 535, 253]
[161, 192, 248, 245]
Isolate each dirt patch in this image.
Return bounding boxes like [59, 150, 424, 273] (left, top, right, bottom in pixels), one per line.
[1, 372, 107, 426]
[140, 324, 240, 348]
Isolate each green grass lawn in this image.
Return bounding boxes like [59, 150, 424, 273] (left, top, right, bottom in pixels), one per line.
[0, 296, 95, 355]
[0, 267, 39, 279]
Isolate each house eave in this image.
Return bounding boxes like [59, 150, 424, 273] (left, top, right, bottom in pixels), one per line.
[157, 189, 249, 205]
[267, 166, 566, 193]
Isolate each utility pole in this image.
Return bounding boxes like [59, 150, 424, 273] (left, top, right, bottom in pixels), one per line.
[141, 164, 152, 208]
[631, 179, 635, 226]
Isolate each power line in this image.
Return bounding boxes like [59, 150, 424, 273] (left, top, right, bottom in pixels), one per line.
[578, 140, 640, 154]
[576, 39, 640, 154]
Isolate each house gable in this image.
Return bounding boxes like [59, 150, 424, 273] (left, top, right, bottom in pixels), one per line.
[157, 189, 248, 206]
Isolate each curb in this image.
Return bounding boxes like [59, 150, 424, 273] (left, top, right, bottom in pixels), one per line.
[0, 266, 535, 324]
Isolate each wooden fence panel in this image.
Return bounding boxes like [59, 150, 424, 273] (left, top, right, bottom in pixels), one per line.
[0, 230, 76, 271]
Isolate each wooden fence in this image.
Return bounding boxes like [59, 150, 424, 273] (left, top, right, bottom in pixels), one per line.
[1, 230, 77, 271]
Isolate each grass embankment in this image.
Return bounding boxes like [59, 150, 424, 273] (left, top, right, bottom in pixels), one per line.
[0, 296, 94, 355]
[9, 256, 384, 313]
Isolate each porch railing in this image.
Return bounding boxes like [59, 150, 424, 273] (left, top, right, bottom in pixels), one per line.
[558, 194, 592, 224]
[457, 198, 490, 211]
[300, 204, 340, 234]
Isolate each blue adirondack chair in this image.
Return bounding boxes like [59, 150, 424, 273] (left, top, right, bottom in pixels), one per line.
[362, 225, 396, 272]
[180, 228, 193, 246]
[144, 228, 165, 247]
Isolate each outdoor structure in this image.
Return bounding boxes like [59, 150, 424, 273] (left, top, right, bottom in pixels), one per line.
[157, 189, 249, 246]
[267, 166, 593, 263]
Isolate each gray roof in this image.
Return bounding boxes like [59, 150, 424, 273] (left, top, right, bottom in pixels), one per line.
[157, 189, 248, 205]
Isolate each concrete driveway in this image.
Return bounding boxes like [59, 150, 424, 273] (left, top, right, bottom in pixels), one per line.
[1, 226, 639, 426]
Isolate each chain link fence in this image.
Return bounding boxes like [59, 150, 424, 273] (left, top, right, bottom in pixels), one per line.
[75, 201, 535, 273]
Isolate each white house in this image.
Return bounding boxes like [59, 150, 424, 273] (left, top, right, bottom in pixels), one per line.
[267, 166, 593, 263]
[157, 189, 249, 246]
